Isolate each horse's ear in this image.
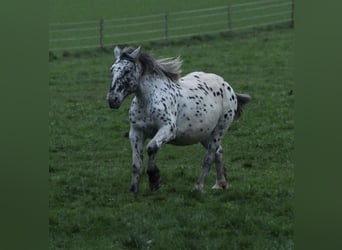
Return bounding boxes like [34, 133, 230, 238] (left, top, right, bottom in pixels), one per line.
[114, 46, 121, 59]
[129, 46, 141, 60]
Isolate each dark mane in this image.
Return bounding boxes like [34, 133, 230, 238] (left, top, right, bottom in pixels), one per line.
[121, 47, 182, 81]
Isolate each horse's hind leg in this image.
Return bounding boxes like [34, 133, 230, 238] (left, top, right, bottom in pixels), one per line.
[212, 146, 228, 190]
[197, 118, 231, 191]
[195, 147, 215, 191]
[196, 143, 227, 191]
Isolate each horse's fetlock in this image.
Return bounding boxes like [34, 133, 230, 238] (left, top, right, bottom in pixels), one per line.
[147, 167, 160, 181]
[147, 167, 161, 191]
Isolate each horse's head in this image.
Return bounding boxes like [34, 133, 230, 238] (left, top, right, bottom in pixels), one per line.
[107, 46, 142, 109]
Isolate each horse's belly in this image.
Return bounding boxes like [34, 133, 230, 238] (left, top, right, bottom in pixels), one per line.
[169, 133, 209, 146]
[170, 117, 219, 145]
[172, 94, 223, 145]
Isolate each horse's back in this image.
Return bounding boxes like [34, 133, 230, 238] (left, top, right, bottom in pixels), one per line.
[180, 71, 237, 111]
[181, 71, 224, 87]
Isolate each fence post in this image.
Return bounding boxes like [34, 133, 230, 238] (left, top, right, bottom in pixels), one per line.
[99, 18, 104, 49]
[227, 4, 232, 33]
[164, 11, 169, 43]
[291, 0, 294, 28]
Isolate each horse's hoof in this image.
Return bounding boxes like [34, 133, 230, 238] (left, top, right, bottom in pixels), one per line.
[149, 181, 161, 191]
[212, 182, 229, 190]
[211, 184, 226, 190]
[212, 184, 222, 190]
[212, 178, 229, 190]
[129, 184, 139, 194]
[193, 183, 204, 192]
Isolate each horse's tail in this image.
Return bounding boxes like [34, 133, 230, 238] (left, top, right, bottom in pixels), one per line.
[235, 93, 251, 119]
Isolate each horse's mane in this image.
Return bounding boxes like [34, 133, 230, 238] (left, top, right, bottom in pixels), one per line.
[121, 47, 182, 81]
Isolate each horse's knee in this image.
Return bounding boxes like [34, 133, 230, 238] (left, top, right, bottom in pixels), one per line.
[147, 141, 158, 156]
[214, 146, 223, 162]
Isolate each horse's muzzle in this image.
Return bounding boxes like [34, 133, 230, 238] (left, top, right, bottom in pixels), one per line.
[107, 96, 121, 109]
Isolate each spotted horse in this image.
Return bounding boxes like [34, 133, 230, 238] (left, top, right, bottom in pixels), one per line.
[107, 46, 251, 193]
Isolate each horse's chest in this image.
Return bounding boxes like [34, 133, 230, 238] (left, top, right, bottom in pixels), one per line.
[130, 109, 155, 127]
[129, 104, 169, 137]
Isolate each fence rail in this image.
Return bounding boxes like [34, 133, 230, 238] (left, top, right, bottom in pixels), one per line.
[49, 0, 294, 51]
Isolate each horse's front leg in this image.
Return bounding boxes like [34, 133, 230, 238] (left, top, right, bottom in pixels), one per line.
[129, 127, 145, 194]
[146, 124, 176, 191]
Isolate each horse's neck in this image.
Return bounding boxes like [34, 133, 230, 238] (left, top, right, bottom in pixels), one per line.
[136, 74, 167, 103]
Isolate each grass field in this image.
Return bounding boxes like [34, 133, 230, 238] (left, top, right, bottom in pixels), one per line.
[49, 25, 294, 249]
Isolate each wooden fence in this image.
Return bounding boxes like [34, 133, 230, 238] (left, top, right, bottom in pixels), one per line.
[49, 0, 294, 51]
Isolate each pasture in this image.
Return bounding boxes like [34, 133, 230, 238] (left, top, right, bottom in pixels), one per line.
[49, 26, 294, 249]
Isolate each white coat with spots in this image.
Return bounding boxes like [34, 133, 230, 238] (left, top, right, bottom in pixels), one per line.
[107, 46, 251, 193]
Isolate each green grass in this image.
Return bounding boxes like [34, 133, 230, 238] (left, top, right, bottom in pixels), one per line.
[49, 28, 294, 249]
